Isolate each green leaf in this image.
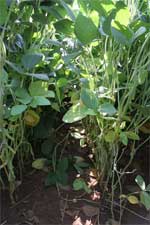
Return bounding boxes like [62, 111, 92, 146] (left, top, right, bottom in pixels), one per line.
[146, 184, 150, 192]
[132, 27, 146, 42]
[15, 87, 32, 104]
[63, 103, 96, 123]
[32, 158, 47, 170]
[57, 157, 68, 172]
[30, 96, 51, 107]
[1, 69, 8, 83]
[22, 53, 43, 70]
[105, 131, 116, 143]
[54, 18, 73, 35]
[51, 102, 60, 112]
[45, 172, 57, 186]
[99, 103, 116, 116]
[111, 25, 133, 45]
[11, 105, 27, 116]
[83, 182, 92, 193]
[90, 0, 115, 17]
[81, 88, 99, 111]
[0, 0, 8, 25]
[120, 132, 128, 145]
[6, 60, 49, 80]
[135, 175, 145, 191]
[57, 78, 68, 88]
[125, 131, 139, 141]
[73, 178, 91, 193]
[76, 161, 89, 168]
[102, 10, 116, 35]
[60, 0, 76, 21]
[140, 191, 150, 210]
[56, 171, 68, 186]
[29, 81, 50, 97]
[138, 70, 148, 85]
[41, 140, 54, 157]
[73, 178, 85, 190]
[46, 90, 55, 98]
[62, 51, 81, 64]
[75, 13, 98, 44]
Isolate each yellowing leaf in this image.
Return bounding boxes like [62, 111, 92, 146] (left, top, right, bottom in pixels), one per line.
[32, 158, 47, 170]
[127, 195, 139, 204]
[24, 110, 40, 127]
[120, 194, 127, 199]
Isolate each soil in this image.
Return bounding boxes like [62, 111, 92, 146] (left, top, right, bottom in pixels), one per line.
[1, 170, 150, 225]
[1, 128, 150, 225]
[1, 171, 108, 225]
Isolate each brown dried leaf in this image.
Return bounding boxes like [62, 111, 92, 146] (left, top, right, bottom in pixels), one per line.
[81, 204, 99, 217]
[65, 209, 79, 218]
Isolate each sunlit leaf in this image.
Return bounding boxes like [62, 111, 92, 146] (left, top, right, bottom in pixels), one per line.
[57, 78, 68, 88]
[29, 81, 54, 97]
[115, 6, 130, 26]
[135, 175, 146, 191]
[75, 13, 98, 44]
[54, 18, 74, 35]
[81, 88, 99, 111]
[60, 0, 76, 21]
[63, 103, 96, 123]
